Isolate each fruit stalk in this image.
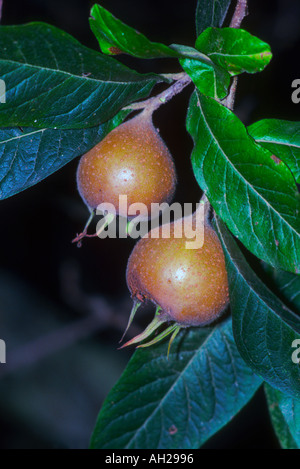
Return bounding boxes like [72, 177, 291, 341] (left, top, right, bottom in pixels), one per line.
[124, 73, 192, 115]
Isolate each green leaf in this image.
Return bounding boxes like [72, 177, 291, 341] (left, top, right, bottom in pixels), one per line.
[0, 111, 129, 200]
[179, 55, 231, 99]
[89, 4, 232, 100]
[265, 383, 300, 449]
[261, 262, 300, 313]
[187, 91, 300, 274]
[0, 23, 162, 130]
[195, 28, 272, 75]
[90, 319, 262, 449]
[248, 119, 300, 184]
[90, 4, 178, 58]
[171, 44, 231, 100]
[195, 0, 232, 36]
[89, 4, 231, 100]
[215, 217, 300, 400]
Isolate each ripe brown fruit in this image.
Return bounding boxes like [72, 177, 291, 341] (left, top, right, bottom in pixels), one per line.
[76, 111, 177, 216]
[122, 211, 229, 349]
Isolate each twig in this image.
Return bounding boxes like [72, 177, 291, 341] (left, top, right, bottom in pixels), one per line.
[124, 73, 192, 114]
[0, 315, 105, 376]
[0, 306, 141, 377]
[0, 262, 142, 377]
[225, 0, 249, 109]
[229, 0, 248, 29]
[225, 76, 238, 110]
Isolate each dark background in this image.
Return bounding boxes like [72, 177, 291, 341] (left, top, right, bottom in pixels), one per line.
[0, 0, 299, 449]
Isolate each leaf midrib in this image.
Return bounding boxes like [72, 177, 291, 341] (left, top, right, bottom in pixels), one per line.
[208, 51, 270, 60]
[254, 138, 300, 150]
[0, 129, 48, 145]
[1, 58, 152, 86]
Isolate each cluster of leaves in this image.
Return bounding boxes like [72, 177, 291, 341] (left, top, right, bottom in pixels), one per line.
[0, 0, 299, 449]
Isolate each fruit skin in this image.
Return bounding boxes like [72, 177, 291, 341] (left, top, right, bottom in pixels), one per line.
[76, 111, 177, 215]
[126, 216, 229, 327]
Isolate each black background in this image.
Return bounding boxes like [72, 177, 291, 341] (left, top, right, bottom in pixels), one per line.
[0, 0, 299, 449]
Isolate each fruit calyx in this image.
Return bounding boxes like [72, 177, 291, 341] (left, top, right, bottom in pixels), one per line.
[119, 303, 182, 356]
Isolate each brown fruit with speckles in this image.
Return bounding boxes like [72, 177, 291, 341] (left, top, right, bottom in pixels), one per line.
[126, 214, 229, 327]
[76, 111, 176, 216]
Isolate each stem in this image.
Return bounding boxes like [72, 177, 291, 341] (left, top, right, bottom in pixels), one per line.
[0, 1, 3, 22]
[225, 76, 238, 110]
[124, 73, 192, 114]
[0, 315, 104, 376]
[72, 208, 95, 246]
[229, 0, 248, 29]
[160, 72, 187, 81]
[225, 0, 248, 109]
[86, 212, 115, 238]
